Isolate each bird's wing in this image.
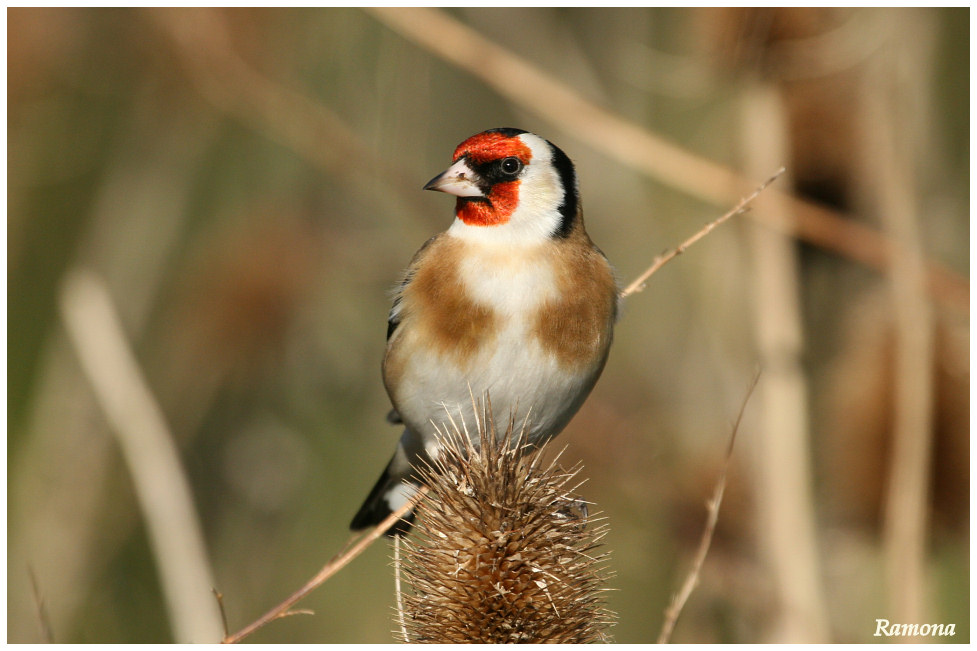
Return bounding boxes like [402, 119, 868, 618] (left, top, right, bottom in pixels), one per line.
[386, 233, 440, 341]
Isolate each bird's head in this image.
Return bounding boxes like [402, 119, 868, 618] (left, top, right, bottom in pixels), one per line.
[425, 128, 580, 243]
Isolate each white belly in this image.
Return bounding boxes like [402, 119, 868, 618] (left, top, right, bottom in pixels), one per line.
[395, 319, 591, 453]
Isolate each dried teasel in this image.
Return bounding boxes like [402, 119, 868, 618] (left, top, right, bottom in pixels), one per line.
[395, 403, 615, 643]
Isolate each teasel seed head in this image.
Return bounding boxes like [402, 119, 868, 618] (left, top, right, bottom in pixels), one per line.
[396, 404, 615, 643]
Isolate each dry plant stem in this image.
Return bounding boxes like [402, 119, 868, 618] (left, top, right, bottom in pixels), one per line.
[393, 534, 409, 643]
[742, 82, 828, 642]
[619, 167, 785, 299]
[222, 488, 428, 644]
[367, 7, 967, 312]
[59, 270, 223, 643]
[865, 15, 936, 634]
[658, 370, 759, 644]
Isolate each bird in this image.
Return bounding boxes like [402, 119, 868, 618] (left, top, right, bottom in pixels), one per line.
[350, 128, 618, 534]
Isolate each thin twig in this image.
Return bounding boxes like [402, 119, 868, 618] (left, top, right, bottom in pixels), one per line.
[59, 269, 223, 643]
[27, 566, 54, 644]
[620, 168, 785, 299]
[657, 370, 760, 644]
[212, 589, 229, 640]
[222, 488, 428, 644]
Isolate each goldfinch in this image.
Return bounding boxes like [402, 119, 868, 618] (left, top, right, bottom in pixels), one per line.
[350, 128, 617, 533]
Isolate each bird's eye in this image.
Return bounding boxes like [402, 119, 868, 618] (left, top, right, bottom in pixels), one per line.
[500, 157, 522, 176]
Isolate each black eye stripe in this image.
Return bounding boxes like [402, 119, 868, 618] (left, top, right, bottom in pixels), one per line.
[468, 156, 525, 185]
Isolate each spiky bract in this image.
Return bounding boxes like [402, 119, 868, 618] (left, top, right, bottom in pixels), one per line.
[397, 405, 614, 643]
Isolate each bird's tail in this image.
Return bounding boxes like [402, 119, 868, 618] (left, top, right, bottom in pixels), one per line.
[349, 455, 420, 536]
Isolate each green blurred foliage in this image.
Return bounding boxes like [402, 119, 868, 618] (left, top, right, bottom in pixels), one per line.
[7, 7, 969, 643]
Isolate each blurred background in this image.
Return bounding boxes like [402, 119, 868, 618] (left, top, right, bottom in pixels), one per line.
[7, 7, 969, 643]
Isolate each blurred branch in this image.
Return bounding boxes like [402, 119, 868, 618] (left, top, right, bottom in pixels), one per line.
[222, 488, 428, 644]
[658, 370, 758, 644]
[8, 96, 221, 643]
[741, 82, 828, 642]
[619, 167, 784, 299]
[366, 7, 967, 312]
[145, 8, 427, 215]
[764, 9, 889, 80]
[59, 269, 223, 643]
[866, 13, 936, 634]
